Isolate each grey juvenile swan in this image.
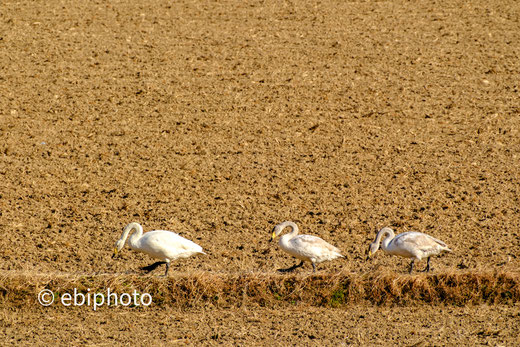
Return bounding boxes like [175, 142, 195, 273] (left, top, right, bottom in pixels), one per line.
[366, 227, 452, 273]
[270, 221, 344, 272]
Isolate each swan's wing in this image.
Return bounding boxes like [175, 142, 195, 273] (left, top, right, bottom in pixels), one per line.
[140, 230, 204, 258]
[394, 232, 449, 251]
[290, 235, 343, 258]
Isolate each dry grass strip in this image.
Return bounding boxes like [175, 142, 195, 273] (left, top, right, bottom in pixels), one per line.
[1, 270, 518, 309]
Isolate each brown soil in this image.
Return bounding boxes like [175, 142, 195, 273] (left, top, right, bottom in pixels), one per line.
[3, 305, 519, 346]
[1, 0, 519, 345]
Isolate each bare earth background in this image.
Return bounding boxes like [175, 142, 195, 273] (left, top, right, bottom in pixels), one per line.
[1, 0, 519, 345]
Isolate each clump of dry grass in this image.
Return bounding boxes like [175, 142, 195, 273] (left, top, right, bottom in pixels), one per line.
[360, 271, 520, 305]
[0, 270, 518, 309]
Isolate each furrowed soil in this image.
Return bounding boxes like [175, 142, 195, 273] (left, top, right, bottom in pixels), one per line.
[1, 0, 520, 345]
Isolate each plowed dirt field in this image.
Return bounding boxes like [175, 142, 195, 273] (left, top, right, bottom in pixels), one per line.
[1, 0, 519, 345]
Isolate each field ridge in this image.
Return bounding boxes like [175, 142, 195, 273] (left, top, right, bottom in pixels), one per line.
[1, 270, 519, 309]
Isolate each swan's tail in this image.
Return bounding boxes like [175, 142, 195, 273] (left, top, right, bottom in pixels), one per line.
[433, 237, 452, 253]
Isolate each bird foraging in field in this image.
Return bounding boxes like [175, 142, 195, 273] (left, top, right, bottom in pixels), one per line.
[270, 221, 344, 273]
[366, 227, 452, 274]
[113, 222, 205, 276]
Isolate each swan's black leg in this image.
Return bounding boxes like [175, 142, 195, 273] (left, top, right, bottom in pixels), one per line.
[141, 261, 167, 273]
[420, 257, 431, 272]
[277, 261, 304, 273]
[312, 262, 317, 273]
[409, 259, 415, 274]
[164, 262, 170, 277]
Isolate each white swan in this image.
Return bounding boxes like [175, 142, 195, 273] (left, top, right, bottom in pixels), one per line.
[270, 221, 344, 272]
[113, 222, 205, 276]
[366, 227, 452, 274]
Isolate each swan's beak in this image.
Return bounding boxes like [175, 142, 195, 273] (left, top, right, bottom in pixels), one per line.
[112, 248, 118, 259]
[366, 250, 372, 261]
[270, 231, 276, 242]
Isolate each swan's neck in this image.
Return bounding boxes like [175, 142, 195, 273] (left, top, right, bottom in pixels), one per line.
[281, 221, 299, 238]
[278, 221, 299, 247]
[376, 228, 395, 252]
[120, 222, 143, 249]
